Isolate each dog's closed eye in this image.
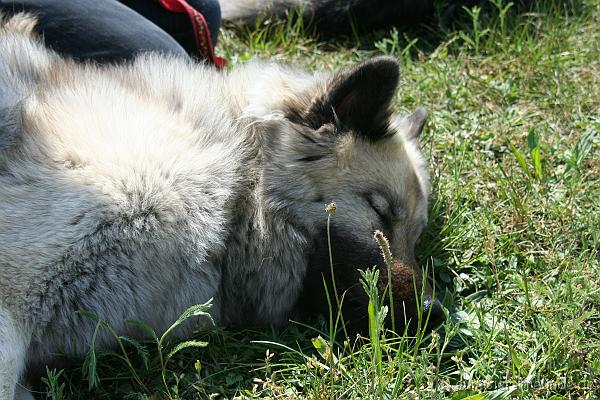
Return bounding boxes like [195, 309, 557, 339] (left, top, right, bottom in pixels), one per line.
[366, 193, 395, 228]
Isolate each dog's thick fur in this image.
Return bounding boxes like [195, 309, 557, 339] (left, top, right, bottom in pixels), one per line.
[0, 14, 439, 399]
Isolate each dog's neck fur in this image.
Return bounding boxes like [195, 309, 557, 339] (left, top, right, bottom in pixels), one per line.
[216, 113, 314, 327]
[215, 62, 345, 326]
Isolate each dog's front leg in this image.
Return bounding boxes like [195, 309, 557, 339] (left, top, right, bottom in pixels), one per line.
[0, 309, 30, 400]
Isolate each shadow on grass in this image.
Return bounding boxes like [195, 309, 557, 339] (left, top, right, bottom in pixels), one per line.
[49, 324, 321, 399]
[311, 0, 592, 56]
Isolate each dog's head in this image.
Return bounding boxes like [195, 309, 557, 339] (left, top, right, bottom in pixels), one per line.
[244, 56, 444, 334]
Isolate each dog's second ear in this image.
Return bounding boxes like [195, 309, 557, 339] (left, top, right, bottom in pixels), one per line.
[403, 107, 428, 140]
[307, 56, 400, 140]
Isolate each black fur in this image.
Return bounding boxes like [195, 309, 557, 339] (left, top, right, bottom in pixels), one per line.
[299, 223, 387, 332]
[298, 221, 444, 334]
[307, 0, 435, 36]
[306, 56, 400, 140]
[230, 0, 536, 37]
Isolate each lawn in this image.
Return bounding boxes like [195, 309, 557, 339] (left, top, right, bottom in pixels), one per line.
[43, 1, 599, 399]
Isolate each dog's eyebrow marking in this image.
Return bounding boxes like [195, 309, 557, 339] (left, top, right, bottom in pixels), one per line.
[297, 155, 323, 162]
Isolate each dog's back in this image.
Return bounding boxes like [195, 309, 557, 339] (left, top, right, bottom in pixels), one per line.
[0, 14, 247, 392]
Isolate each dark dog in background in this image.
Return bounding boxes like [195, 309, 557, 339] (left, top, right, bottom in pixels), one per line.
[220, 0, 434, 35]
[220, 0, 530, 36]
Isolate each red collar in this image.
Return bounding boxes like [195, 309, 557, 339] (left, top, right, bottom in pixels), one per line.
[157, 0, 227, 68]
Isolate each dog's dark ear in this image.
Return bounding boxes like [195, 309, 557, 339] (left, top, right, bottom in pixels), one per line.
[307, 56, 400, 140]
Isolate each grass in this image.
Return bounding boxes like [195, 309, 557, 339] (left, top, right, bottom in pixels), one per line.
[41, 0, 599, 399]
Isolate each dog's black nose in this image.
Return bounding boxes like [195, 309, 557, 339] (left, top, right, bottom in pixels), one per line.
[424, 298, 445, 329]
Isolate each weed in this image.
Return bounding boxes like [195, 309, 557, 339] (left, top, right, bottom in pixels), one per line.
[74, 300, 213, 399]
[40, 368, 66, 400]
